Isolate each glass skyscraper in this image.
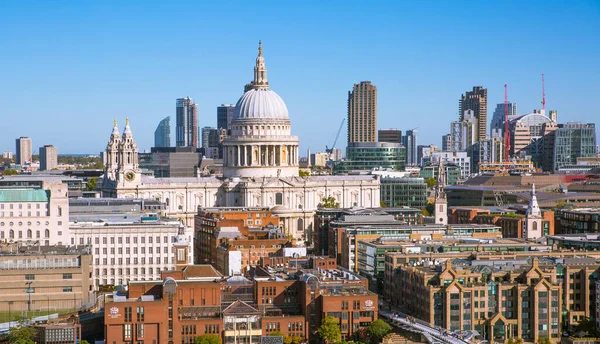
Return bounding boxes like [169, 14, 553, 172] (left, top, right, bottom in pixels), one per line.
[553, 122, 597, 171]
[332, 142, 405, 174]
[176, 97, 198, 148]
[154, 116, 171, 148]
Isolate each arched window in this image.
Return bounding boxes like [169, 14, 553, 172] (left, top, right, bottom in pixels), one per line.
[9, 230, 14, 238]
[27, 229, 32, 238]
[533, 222, 538, 231]
[45, 229, 50, 238]
[297, 218, 304, 232]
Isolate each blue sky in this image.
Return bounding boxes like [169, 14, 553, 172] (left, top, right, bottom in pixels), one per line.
[0, 1, 598, 155]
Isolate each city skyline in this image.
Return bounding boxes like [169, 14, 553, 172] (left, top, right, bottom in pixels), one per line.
[0, 1, 598, 154]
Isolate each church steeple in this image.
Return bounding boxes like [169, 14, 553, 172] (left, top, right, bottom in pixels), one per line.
[435, 159, 448, 225]
[527, 183, 541, 217]
[252, 40, 269, 89]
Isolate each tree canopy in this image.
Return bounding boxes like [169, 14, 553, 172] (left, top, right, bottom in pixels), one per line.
[366, 319, 392, 343]
[299, 170, 310, 177]
[320, 196, 340, 209]
[425, 177, 437, 189]
[318, 315, 341, 344]
[2, 169, 19, 176]
[7, 317, 37, 344]
[194, 334, 221, 344]
[86, 177, 97, 191]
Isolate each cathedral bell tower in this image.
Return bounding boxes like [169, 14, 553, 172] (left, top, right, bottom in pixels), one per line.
[105, 120, 121, 181]
[116, 118, 141, 187]
[435, 159, 448, 225]
[525, 184, 543, 239]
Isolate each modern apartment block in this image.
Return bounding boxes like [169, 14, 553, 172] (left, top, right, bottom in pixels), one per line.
[0, 243, 93, 314]
[104, 264, 378, 344]
[39, 144, 58, 171]
[154, 116, 171, 148]
[176, 97, 199, 148]
[553, 122, 597, 171]
[347, 81, 377, 144]
[15, 136, 32, 165]
[459, 86, 488, 141]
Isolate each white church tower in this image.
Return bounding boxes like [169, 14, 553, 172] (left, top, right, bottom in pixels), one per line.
[435, 159, 448, 225]
[525, 183, 543, 239]
[105, 120, 121, 181]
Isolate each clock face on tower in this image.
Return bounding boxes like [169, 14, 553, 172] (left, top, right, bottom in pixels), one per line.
[125, 171, 136, 182]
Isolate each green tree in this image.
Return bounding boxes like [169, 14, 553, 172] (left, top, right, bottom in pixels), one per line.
[299, 170, 310, 177]
[575, 317, 597, 336]
[7, 317, 37, 344]
[537, 337, 551, 344]
[515, 338, 524, 344]
[283, 335, 303, 344]
[194, 334, 221, 344]
[507, 338, 514, 344]
[421, 203, 434, 216]
[318, 316, 341, 344]
[80, 341, 90, 344]
[380, 200, 388, 208]
[2, 169, 19, 176]
[366, 319, 392, 343]
[86, 177, 97, 191]
[320, 196, 340, 209]
[425, 177, 437, 189]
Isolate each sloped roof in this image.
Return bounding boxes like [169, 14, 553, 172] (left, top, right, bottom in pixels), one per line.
[223, 300, 260, 315]
[0, 189, 49, 202]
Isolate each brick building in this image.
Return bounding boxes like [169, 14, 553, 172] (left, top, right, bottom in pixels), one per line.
[104, 263, 377, 344]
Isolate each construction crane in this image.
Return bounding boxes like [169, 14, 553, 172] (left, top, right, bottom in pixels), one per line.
[326, 118, 345, 153]
[541, 73, 546, 113]
[504, 84, 510, 162]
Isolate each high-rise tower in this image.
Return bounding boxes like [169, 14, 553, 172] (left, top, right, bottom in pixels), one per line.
[403, 129, 418, 166]
[15, 137, 32, 165]
[217, 104, 236, 134]
[176, 97, 198, 148]
[154, 117, 171, 148]
[39, 145, 58, 171]
[347, 81, 377, 144]
[459, 86, 488, 141]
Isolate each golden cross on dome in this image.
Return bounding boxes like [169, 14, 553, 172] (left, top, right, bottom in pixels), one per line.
[126, 118, 129, 125]
[258, 40, 262, 57]
[113, 119, 117, 127]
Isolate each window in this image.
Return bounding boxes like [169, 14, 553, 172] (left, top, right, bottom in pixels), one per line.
[137, 307, 145, 321]
[25, 274, 35, 280]
[137, 324, 144, 338]
[124, 324, 132, 339]
[63, 273, 72, 279]
[63, 287, 72, 292]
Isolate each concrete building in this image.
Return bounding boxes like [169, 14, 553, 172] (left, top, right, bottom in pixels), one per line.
[441, 134, 452, 152]
[403, 129, 418, 166]
[332, 142, 406, 174]
[104, 264, 377, 343]
[0, 181, 69, 246]
[39, 145, 58, 171]
[450, 110, 476, 152]
[154, 116, 171, 148]
[101, 43, 381, 244]
[310, 152, 329, 167]
[16, 137, 32, 165]
[217, 104, 236, 134]
[378, 129, 402, 144]
[348, 81, 377, 144]
[459, 86, 488, 141]
[176, 97, 199, 148]
[2, 152, 13, 159]
[0, 243, 93, 314]
[554, 122, 597, 171]
[139, 146, 202, 178]
[417, 144, 438, 167]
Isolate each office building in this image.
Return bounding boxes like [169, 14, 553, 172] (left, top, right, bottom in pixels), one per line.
[201, 127, 226, 159]
[154, 116, 171, 148]
[0, 243, 93, 314]
[16, 136, 32, 165]
[310, 152, 329, 167]
[378, 129, 402, 144]
[459, 86, 488, 141]
[217, 104, 236, 133]
[379, 175, 427, 208]
[39, 144, 58, 171]
[104, 263, 377, 344]
[450, 110, 476, 152]
[553, 122, 597, 171]
[430, 151, 471, 179]
[176, 97, 198, 148]
[332, 142, 405, 175]
[510, 111, 557, 168]
[347, 81, 377, 144]
[403, 129, 418, 166]
[139, 147, 202, 178]
[490, 102, 517, 136]
[419, 163, 461, 185]
[417, 145, 437, 167]
[441, 134, 452, 152]
[554, 208, 600, 234]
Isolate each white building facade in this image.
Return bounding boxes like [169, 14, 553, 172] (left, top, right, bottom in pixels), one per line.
[101, 42, 380, 244]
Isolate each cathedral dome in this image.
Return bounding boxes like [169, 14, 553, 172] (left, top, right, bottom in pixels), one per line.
[233, 88, 289, 120]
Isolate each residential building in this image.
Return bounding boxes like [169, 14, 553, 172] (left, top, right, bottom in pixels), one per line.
[490, 102, 517, 137]
[154, 116, 171, 148]
[2, 152, 13, 159]
[403, 129, 418, 166]
[16, 137, 32, 165]
[139, 146, 202, 178]
[217, 104, 236, 134]
[430, 151, 471, 179]
[176, 97, 199, 148]
[378, 129, 402, 144]
[554, 122, 597, 171]
[39, 144, 58, 171]
[332, 142, 405, 174]
[104, 264, 377, 343]
[0, 243, 93, 314]
[459, 86, 488, 141]
[450, 110, 476, 152]
[0, 181, 69, 245]
[380, 176, 427, 208]
[310, 152, 329, 167]
[347, 81, 377, 144]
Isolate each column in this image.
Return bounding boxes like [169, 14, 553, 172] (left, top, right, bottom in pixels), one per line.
[271, 146, 275, 166]
[237, 146, 241, 167]
[266, 145, 270, 166]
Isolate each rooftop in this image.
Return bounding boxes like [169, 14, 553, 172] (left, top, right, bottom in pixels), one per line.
[0, 189, 49, 202]
[0, 243, 91, 256]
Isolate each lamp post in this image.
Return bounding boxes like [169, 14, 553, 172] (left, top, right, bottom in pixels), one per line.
[25, 281, 32, 313]
[8, 301, 13, 328]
